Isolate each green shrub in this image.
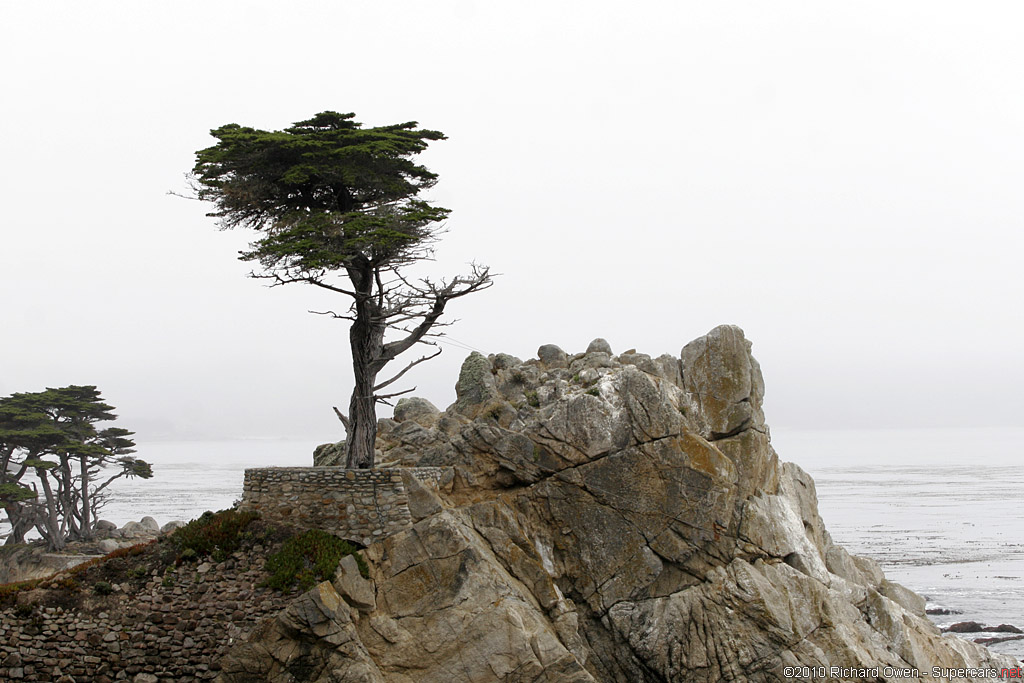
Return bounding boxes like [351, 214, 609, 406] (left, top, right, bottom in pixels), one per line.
[171, 509, 258, 563]
[524, 390, 540, 408]
[263, 529, 367, 592]
[93, 581, 113, 595]
[585, 387, 600, 397]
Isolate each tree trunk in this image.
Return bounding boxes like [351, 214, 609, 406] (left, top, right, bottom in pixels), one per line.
[36, 471, 66, 551]
[345, 317, 385, 469]
[79, 454, 91, 540]
[347, 372, 377, 469]
[2, 504, 30, 544]
[345, 262, 385, 469]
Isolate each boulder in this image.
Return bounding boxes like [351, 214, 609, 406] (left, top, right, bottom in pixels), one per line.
[537, 344, 568, 368]
[119, 521, 151, 539]
[681, 324, 765, 440]
[393, 397, 441, 429]
[160, 520, 186, 535]
[586, 337, 613, 355]
[452, 351, 500, 419]
[313, 440, 346, 466]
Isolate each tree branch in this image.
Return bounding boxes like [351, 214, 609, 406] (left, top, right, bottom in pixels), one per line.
[310, 309, 356, 321]
[374, 387, 416, 402]
[332, 406, 351, 432]
[252, 271, 359, 297]
[373, 346, 442, 392]
[380, 264, 492, 362]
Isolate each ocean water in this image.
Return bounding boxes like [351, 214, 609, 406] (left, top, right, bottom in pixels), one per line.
[4, 429, 1022, 659]
[772, 428, 1024, 660]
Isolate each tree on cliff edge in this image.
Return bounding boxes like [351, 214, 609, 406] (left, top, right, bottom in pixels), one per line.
[190, 111, 492, 469]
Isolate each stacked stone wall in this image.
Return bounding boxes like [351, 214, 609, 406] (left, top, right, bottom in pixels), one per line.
[0, 545, 292, 682]
[239, 467, 448, 545]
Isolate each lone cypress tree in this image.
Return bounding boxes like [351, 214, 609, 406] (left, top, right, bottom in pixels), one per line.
[191, 111, 491, 468]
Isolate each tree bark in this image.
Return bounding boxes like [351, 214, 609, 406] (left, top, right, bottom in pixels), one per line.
[79, 453, 91, 540]
[36, 471, 65, 551]
[345, 260, 385, 469]
[2, 503, 31, 544]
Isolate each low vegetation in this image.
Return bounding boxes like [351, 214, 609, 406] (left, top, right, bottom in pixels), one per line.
[1, 509, 367, 611]
[263, 528, 367, 592]
[170, 509, 260, 563]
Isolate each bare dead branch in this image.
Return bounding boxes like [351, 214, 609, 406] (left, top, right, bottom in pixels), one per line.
[373, 346, 443, 392]
[374, 386, 416, 402]
[380, 264, 493, 362]
[310, 309, 356, 321]
[251, 271, 359, 297]
[332, 407, 351, 432]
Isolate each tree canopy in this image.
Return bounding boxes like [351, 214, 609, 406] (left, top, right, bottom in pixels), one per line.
[192, 111, 491, 468]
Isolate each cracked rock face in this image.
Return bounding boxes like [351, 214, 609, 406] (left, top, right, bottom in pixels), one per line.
[219, 325, 1017, 682]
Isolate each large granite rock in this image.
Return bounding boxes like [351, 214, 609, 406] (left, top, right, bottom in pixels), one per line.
[222, 326, 1016, 682]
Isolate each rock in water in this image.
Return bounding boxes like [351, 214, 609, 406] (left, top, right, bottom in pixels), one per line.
[225, 325, 1017, 682]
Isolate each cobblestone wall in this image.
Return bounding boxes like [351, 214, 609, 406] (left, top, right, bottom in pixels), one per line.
[239, 467, 448, 545]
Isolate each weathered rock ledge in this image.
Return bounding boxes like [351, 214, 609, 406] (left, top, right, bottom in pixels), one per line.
[222, 326, 1019, 682]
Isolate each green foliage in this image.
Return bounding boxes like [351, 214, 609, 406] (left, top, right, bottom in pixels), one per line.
[0, 482, 36, 502]
[0, 385, 152, 549]
[23, 458, 58, 469]
[585, 387, 601, 397]
[192, 111, 450, 273]
[93, 581, 113, 595]
[525, 390, 540, 408]
[170, 509, 259, 563]
[263, 529, 367, 592]
[190, 110, 492, 470]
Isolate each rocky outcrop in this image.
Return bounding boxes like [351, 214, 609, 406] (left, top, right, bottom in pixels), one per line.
[227, 325, 1016, 682]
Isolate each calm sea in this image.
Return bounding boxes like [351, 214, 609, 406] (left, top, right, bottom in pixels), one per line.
[772, 428, 1024, 660]
[5, 429, 1023, 658]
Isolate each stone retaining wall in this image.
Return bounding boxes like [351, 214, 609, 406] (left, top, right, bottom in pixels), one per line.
[0, 545, 292, 682]
[239, 467, 448, 545]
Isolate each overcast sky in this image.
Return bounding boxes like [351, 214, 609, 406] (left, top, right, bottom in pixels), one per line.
[2, 1, 1021, 443]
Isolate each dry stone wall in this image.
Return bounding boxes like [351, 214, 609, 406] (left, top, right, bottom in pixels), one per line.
[0, 545, 292, 682]
[239, 467, 448, 546]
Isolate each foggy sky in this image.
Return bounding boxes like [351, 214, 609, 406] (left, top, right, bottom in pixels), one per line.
[2, 1, 1022, 442]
